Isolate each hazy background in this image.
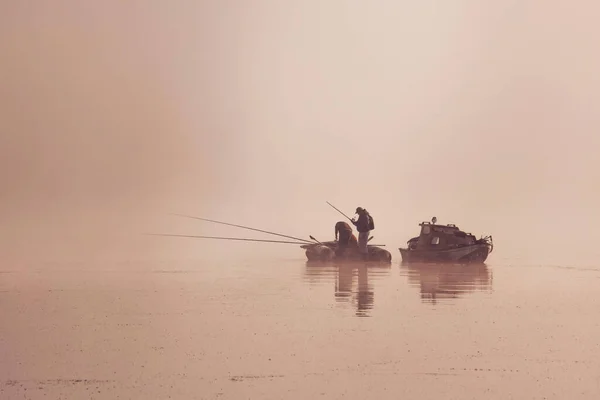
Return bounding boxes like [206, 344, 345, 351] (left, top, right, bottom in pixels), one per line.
[2, 1, 599, 265]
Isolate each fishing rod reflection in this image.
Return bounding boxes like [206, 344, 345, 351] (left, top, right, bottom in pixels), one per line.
[400, 262, 493, 304]
[304, 261, 391, 317]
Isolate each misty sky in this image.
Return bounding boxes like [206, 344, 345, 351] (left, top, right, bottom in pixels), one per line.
[2, 1, 599, 263]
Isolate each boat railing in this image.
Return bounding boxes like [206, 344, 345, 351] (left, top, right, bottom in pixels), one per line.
[477, 235, 494, 253]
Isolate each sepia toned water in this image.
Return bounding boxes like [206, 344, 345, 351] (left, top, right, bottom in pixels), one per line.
[2, 255, 600, 399]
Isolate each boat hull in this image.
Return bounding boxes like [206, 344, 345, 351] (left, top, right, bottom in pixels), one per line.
[302, 242, 392, 263]
[398, 243, 490, 264]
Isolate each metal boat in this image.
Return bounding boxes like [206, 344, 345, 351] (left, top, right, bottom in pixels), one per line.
[399, 218, 493, 264]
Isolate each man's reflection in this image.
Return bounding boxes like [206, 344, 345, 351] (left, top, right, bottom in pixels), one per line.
[306, 261, 389, 317]
[355, 264, 375, 317]
[334, 262, 354, 301]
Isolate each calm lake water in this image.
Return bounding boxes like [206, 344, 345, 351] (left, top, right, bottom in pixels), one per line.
[2, 254, 600, 399]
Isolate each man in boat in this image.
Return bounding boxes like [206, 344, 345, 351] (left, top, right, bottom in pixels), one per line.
[351, 207, 373, 260]
[335, 221, 358, 256]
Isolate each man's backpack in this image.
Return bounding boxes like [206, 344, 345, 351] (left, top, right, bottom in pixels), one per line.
[368, 214, 375, 230]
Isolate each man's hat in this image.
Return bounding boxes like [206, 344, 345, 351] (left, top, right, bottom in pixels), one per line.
[355, 207, 364, 213]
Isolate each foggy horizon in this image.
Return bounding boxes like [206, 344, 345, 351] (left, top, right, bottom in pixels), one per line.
[2, 1, 599, 264]
[4, 3, 600, 399]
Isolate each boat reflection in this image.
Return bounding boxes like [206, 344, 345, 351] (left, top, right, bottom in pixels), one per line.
[400, 262, 493, 304]
[304, 261, 391, 317]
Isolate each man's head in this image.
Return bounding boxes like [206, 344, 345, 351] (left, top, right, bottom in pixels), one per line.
[355, 207, 364, 214]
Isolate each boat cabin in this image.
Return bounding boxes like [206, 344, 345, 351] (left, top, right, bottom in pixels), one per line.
[407, 221, 477, 251]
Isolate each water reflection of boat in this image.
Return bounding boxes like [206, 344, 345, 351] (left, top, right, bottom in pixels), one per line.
[400, 263, 492, 304]
[304, 261, 390, 317]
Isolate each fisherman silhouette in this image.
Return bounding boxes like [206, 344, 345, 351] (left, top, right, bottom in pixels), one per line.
[351, 207, 373, 260]
[335, 221, 358, 256]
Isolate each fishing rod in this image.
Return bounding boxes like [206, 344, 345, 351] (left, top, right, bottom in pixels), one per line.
[149, 233, 388, 247]
[169, 213, 313, 244]
[309, 235, 323, 245]
[146, 233, 308, 245]
[326, 201, 353, 221]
